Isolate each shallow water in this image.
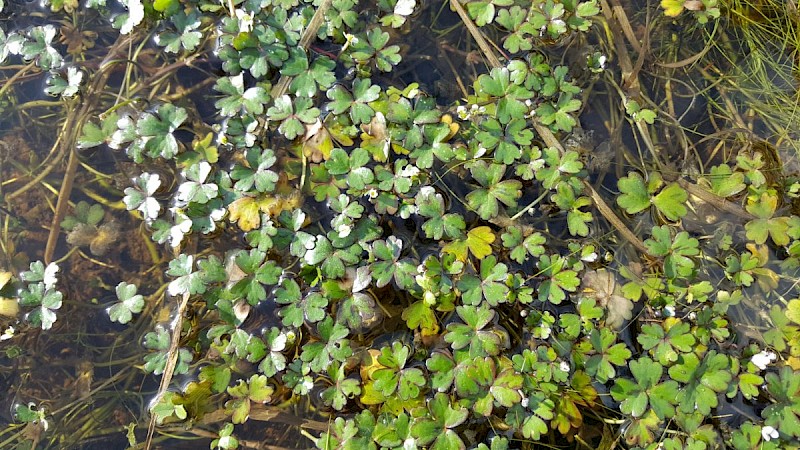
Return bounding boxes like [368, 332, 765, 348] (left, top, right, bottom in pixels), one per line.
[1, 0, 799, 449]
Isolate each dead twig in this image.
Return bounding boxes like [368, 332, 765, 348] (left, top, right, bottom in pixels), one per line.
[144, 292, 191, 450]
[43, 34, 135, 264]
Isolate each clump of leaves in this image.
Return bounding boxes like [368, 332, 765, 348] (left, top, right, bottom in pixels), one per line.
[18, 261, 63, 330]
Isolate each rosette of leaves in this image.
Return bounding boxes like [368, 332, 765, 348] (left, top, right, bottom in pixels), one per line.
[299, 317, 353, 374]
[20, 25, 63, 71]
[366, 342, 426, 402]
[368, 236, 417, 289]
[218, 19, 289, 79]
[501, 225, 546, 264]
[112, 104, 189, 162]
[266, 94, 320, 140]
[214, 73, 270, 117]
[761, 366, 800, 439]
[327, 78, 382, 126]
[18, 261, 62, 330]
[637, 317, 696, 366]
[667, 350, 732, 416]
[643, 225, 700, 279]
[572, 328, 632, 383]
[346, 27, 402, 73]
[444, 304, 509, 358]
[472, 66, 535, 125]
[154, 9, 203, 53]
[225, 374, 274, 424]
[280, 47, 337, 97]
[123, 172, 162, 222]
[611, 356, 679, 420]
[410, 393, 469, 449]
[320, 360, 362, 411]
[227, 248, 282, 305]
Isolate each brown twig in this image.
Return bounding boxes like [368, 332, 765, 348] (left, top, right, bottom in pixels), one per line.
[42, 34, 135, 264]
[144, 292, 190, 450]
[678, 178, 756, 221]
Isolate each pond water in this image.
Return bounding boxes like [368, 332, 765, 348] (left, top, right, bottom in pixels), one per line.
[1, 0, 800, 449]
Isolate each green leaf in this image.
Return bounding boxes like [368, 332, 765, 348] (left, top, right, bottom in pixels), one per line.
[155, 9, 202, 53]
[763, 366, 800, 438]
[537, 254, 579, 304]
[215, 74, 270, 117]
[150, 392, 187, 425]
[176, 161, 218, 205]
[231, 148, 279, 194]
[617, 172, 649, 215]
[467, 1, 495, 26]
[702, 164, 746, 197]
[282, 48, 336, 97]
[652, 182, 688, 220]
[21, 25, 62, 70]
[668, 351, 731, 416]
[411, 393, 468, 447]
[465, 161, 521, 220]
[637, 318, 695, 366]
[299, 317, 352, 373]
[611, 356, 678, 419]
[444, 304, 504, 357]
[327, 79, 380, 125]
[78, 113, 119, 148]
[136, 104, 188, 160]
[402, 300, 439, 336]
[275, 279, 328, 327]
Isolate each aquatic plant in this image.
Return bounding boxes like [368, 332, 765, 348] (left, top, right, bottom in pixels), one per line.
[1, 0, 800, 449]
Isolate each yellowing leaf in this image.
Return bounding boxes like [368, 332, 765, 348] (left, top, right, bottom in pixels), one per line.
[466, 226, 495, 260]
[153, 0, 178, 12]
[228, 197, 264, 232]
[227, 196, 276, 232]
[228, 192, 304, 232]
[359, 349, 386, 382]
[661, 0, 684, 17]
[787, 299, 800, 326]
[193, 132, 219, 164]
[303, 120, 334, 162]
[359, 380, 387, 405]
[326, 119, 355, 147]
[360, 112, 390, 162]
[0, 297, 19, 317]
[442, 226, 496, 262]
[0, 271, 11, 290]
[391, 142, 410, 156]
[442, 239, 468, 262]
